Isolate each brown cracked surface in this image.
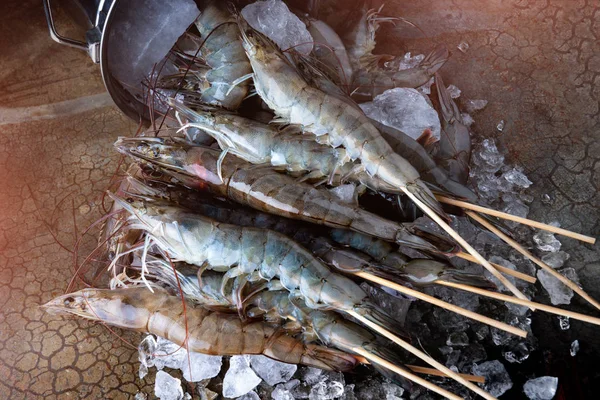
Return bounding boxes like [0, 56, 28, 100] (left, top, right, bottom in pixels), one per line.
[0, 0, 598, 399]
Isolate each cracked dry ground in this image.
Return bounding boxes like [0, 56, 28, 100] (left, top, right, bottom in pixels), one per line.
[0, 0, 599, 399]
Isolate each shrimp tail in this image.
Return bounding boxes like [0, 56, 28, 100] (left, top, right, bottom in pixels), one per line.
[300, 343, 360, 372]
[404, 180, 450, 222]
[420, 44, 449, 76]
[440, 270, 497, 290]
[406, 225, 460, 254]
[434, 179, 479, 203]
[354, 303, 410, 341]
[364, 342, 414, 391]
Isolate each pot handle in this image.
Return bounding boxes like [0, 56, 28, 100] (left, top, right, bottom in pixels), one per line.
[43, 0, 89, 51]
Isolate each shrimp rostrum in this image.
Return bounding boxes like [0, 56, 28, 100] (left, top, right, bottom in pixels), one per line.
[42, 287, 358, 371]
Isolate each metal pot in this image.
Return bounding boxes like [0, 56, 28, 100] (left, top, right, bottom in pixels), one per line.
[43, 0, 158, 124]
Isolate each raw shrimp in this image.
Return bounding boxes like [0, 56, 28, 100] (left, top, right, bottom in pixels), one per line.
[115, 137, 457, 253]
[341, 4, 391, 71]
[190, 0, 252, 110]
[111, 195, 407, 339]
[430, 73, 471, 184]
[42, 287, 358, 370]
[349, 45, 449, 102]
[285, 50, 476, 202]
[303, 17, 353, 86]
[238, 17, 448, 219]
[171, 100, 396, 191]
[330, 229, 494, 288]
[171, 101, 351, 181]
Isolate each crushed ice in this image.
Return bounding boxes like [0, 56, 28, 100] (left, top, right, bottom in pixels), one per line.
[472, 360, 513, 397]
[360, 88, 442, 141]
[241, 0, 314, 55]
[523, 376, 558, 400]
[222, 355, 262, 398]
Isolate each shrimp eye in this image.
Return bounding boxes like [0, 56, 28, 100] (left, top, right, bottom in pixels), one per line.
[64, 297, 75, 307]
[152, 148, 160, 158]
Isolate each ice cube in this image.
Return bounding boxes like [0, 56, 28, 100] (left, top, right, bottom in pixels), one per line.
[241, 0, 314, 55]
[533, 231, 561, 252]
[472, 139, 505, 173]
[461, 112, 475, 126]
[109, 0, 199, 90]
[309, 380, 344, 400]
[502, 200, 530, 229]
[222, 355, 262, 398]
[447, 84, 461, 99]
[502, 168, 532, 188]
[155, 337, 188, 370]
[523, 376, 558, 400]
[155, 370, 184, 400]
[472, 360, 513, 397]
[496, 120, 505, 132]
[273, 379, 301, 400]
[537, 269, 573, 305]
[359, 88, 442, 141]
[487, 257, 517, 292]
[181, 352, 222, 382]
[457, 41, 470, 53]
[446, 332, 470, 347]
[465, 99, 488, 113]
[300, 367, 326, 385]
[138, 335, 188, 378]
[272, 385, 296, 400]
[138, 335, 157, 379]
[236, 391, 260, 400]
[541, 251, 570, 269]
[558, 315, 570, 330]
[382, 382, 404, 399]
[570, 340, 579, 356]
[502, 342, 530, 364]
[389, 52, 425, 70]
[249, 355, 297, 386]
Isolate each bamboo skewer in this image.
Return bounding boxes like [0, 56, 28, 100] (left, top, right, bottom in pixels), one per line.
[351, 347, 463, 400]
[407, 365, 485, 384]
[356, 356, 486, 383]
[466, 211, 600, 311]
[403, 189, 529, 302]
[354, 271, 527, 337]
[349, 311, 497, 400]
[455, 252, 537, 284]
[436, 195, 596, 245]
[437, 280, 600, 327]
